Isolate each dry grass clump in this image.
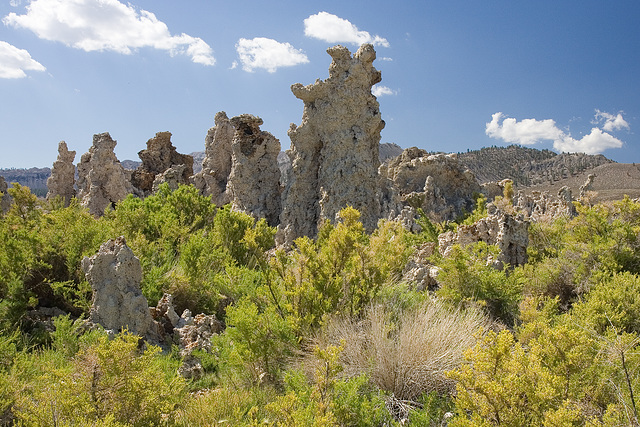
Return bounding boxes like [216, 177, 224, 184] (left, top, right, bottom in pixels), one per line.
[310, 299, 491, 401]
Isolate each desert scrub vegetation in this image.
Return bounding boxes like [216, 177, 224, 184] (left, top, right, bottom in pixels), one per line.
[2, 184, 640, 425]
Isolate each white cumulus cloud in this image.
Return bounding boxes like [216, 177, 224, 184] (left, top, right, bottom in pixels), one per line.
[304, 12, 389, 47]
[236, 37, 308, 73]
[553, 128, 623, 154]
[0, 40, 45, 78]
[594, 109, 630, 132]
[2, 0, 215, 65]
[485, 112, 563, 146]
[372, 85, 395, 97]
[486, 111, 625, 155]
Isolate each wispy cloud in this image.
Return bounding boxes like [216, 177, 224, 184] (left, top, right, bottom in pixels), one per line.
[486, 111, 627, 155]
[2, 0, 215, 66]
[304, 12, 389, 47]
[0, 40, 45, 78]
[236, 37, 308, 73]
[593, 109, 630, 132]
[372, 84, 395, 97]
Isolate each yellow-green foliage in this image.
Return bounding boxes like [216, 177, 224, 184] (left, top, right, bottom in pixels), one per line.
[13, 332, 186, 426]
[436, 242, 524, 326]
[4, 183, 640, 425]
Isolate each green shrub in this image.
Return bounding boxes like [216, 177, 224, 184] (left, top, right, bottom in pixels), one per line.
[13, 332, 187, 426]
[436, 242, 524, 326]
[224, 297, 297, 385]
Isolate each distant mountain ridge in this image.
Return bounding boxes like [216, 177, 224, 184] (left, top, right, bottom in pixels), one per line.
[0, 144, 617, 198]
[457, 145, 613, 187]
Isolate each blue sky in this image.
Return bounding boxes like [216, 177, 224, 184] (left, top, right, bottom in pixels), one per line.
[1, 0, 639, 168]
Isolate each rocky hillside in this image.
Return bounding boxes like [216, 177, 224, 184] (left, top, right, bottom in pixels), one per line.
[457, 145, 612, 187]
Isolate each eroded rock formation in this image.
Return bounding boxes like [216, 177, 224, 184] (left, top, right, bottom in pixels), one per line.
[580, 174, 596, 199]
[438, 205, 530, 267]
[76, 133, 133, 217]
[514, 188, 576, 221]
[131, 131, 193, 196]
[152, 164, 187, 193]
[46, 141, 76, 206]
[226, 114, 282, 226]
[192, 112, 234, 206]
[402, 242, 441, 291]
[381, 148, 481, 223]
[152, 293, 222, 379]
[279, 44, 385, 245]
[0, 176, 10, 214]
[82, 236, 162, 342]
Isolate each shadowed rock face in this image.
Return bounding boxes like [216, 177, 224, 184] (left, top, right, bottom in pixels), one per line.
[226, 114, 282, 226]
[279, 43, 385, 246]
[192, 111, 234, 206]
[131, 131, 193, 196]
[46, 141, 76, 206]
[76, 133, 133, 217]
[82, 236, 162, 342]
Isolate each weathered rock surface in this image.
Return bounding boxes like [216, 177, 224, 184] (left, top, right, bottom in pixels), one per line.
[46, 141, 76, 206]
[438, 206, 530, 267]
[580, 174, 596, 199]
[131, 131, 193, 195]
[279, 44, 384, 245]
[152, 293, 222, 379]
[514, 188, 576, 221]
[192, 112, 234, 206]
[76, 133, 133, 217]
[0, 176, 10, 214]
[226, 114, 282, 226]
[402, 242, 440, 291]
[152, 164, 187, 193]
[381, 148, 481, 223]
[82, 236, 162, 342]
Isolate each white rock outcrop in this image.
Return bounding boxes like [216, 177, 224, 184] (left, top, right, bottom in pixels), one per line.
[226, 114, 282, 226]
[402, 243, 441, 290]
[279, 44, 385, 245]
[76, 133, 133, 217]
[192, 111, 234, 206]
[151, 293, 222, 379]
[380, 148, 481, 223]
[514, 188, 576, 221]
[82, 236, 162, 342]
[46, 141, 76, 206]
[438, 206, 530, 267]
[152, 164, 187, 193]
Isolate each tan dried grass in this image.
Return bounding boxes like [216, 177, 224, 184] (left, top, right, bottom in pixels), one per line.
[312, 299, 490, 400]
